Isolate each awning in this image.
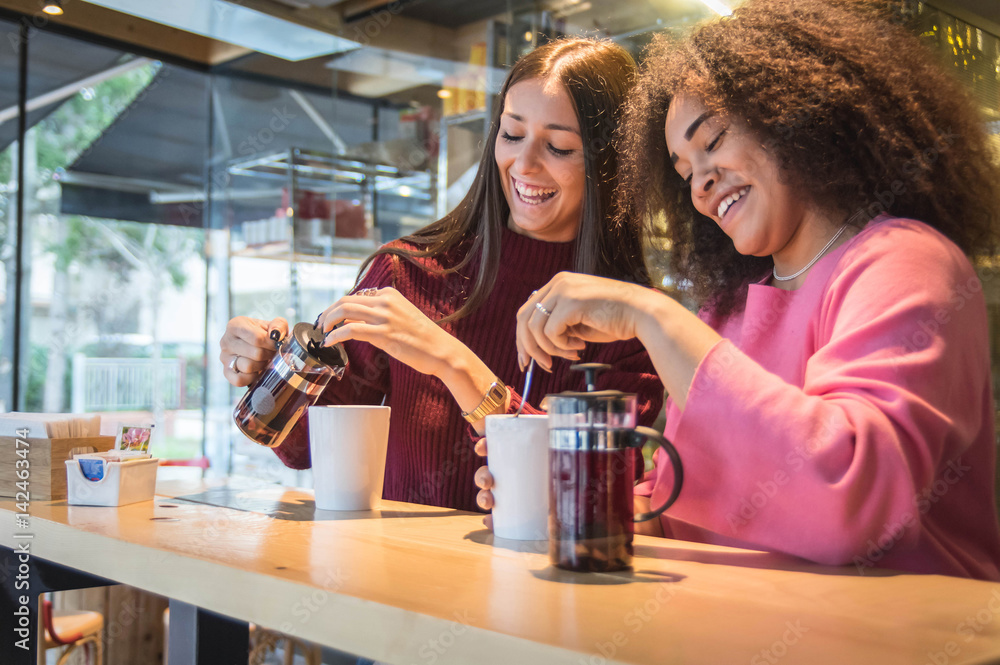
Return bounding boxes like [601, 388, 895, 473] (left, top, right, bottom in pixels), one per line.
[0, 28, 132, 155]
[59, 62, 384, 227]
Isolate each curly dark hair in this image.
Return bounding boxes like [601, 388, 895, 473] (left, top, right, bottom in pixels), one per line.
[617, 0, 1000, 316]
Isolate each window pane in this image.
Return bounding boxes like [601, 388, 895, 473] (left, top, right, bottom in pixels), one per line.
[23, 30, 209, 462]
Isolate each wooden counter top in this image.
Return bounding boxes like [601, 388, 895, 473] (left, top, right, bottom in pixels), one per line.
[3, 476, 999, 664]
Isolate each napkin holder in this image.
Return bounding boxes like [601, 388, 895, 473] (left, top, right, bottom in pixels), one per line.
[0, 435, 115, 501]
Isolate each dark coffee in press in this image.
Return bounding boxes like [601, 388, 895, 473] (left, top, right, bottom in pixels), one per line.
[233, 322, 347, 449]
[545, 364, 684, 573]
[549, 443, 636, 572]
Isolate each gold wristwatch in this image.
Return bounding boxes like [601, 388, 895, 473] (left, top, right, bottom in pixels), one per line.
[461, 380, 509, 423]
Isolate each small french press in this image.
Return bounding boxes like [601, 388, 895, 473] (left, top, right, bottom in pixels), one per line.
[546, 363, 683, 572]
[233, 322, 348, 448]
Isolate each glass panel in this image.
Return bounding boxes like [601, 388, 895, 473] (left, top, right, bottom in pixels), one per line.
[210, 3, 501, 480]
[0, 17, 23, 412]
[23, 30, 209, 462]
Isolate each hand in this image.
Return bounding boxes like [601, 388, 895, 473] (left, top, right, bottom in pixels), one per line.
[635, 495, 665, 537]
[516, 272, 646, 371]
[473, 438, 494, 530]
[318, 287, 457, 378]
[220, 316, 289, 387]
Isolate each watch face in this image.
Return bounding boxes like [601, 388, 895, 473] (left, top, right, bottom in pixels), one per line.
[464, 381, 508, 421]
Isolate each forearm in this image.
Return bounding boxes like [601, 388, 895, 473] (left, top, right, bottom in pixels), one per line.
[434, 338, 506, 435]
[634, 293, 722, 411]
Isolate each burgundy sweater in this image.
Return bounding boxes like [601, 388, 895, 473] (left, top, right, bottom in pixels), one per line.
[273, 225, 664, 512]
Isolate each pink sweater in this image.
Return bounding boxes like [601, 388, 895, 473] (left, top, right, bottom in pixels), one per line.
[643, 216, 1000, 579]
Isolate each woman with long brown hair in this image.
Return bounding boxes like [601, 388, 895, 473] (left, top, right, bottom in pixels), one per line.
[509, 0, 1000, 578]
[221, 37, 663, 512]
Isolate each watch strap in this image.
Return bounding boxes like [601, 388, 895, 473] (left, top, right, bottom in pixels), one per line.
[461, 380, 509, 423]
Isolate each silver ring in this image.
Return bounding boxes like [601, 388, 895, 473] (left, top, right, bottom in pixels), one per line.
[358, 287, 378, 297]
[535, 302, 552, 317]
[228, 355, 239, 373]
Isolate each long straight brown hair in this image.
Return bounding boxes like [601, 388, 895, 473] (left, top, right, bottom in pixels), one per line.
[356, 37, 647, 322]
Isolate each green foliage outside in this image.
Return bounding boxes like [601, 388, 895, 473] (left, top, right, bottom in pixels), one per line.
[0, 60, 206, 432]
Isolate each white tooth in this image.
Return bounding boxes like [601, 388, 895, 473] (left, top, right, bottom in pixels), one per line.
[516, 182, 555, 198]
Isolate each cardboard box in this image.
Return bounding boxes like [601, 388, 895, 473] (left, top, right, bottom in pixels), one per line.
[0, 436, 116, 501]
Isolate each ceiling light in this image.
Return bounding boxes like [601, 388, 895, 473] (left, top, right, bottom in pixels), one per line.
[437, 89, 452, 99]
[42, 0, 64, 16]
[80, 0, 359, 61]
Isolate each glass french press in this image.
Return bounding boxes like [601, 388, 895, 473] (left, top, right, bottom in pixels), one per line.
[546, 363, 684, 573]
[233, 322, 348, 449]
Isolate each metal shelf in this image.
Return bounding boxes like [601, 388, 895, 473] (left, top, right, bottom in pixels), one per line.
[225, 146, 434, 320]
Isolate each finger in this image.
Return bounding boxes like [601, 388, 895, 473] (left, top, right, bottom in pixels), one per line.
[474, 465, 494, 490]
[515, 285, 553, 369]
[482, 513, 493, 530]
[234, 354, 271, 375]
[476, 489, 494, 511]
[230, 316, 274, 347]
[267, 317, 289, 340]
[561, 328, 589, 350]
[518, 304, 554, 371]
[526, 302, 569, 369]
[318, 302, 383, 334]
[221, 336, 277, 364]
[473, 439, 488, 458]
[542, 308, 586, 358]
[219, 352, 268, 379]
[323, 321, 383, 348]
[223, 366, 257, 388]
[219, 339, 275, 372]
[223, 318, 281, 362]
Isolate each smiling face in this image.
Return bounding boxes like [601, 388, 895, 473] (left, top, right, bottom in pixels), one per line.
[664, 95, 814, 260]
[495, 77, 586, 243]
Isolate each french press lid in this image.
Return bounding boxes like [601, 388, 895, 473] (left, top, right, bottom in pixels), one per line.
[274, 322, 348, 373]
[545, 363, 638, 431]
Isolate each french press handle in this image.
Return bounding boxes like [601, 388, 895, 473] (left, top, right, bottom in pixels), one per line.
[630, 427, 684, 522]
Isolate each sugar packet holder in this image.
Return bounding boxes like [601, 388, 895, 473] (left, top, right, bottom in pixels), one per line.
[66, 452, 158, 507]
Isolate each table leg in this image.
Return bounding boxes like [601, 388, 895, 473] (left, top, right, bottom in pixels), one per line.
[168, 599, 250, 665]
[0, 545, 116, 665]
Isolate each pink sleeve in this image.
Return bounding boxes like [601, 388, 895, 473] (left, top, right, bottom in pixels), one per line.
[651, 226, 991, 565]
[271, 254, 396, 469]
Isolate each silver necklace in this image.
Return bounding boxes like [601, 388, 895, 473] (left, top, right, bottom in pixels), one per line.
[772, 224, 848, 282]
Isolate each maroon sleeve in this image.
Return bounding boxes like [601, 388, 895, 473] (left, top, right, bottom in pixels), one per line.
[271, 254, 397, 469]
[590, 336, 665, 428]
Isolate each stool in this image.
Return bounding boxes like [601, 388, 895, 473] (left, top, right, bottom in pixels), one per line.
[42, 595, 104, 665]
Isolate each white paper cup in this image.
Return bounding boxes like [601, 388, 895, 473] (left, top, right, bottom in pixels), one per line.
[486, 414, 549, 541]
[309, 405, 390, 511]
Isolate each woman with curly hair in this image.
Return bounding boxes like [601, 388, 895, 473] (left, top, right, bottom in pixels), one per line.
[503, 0, 1000, 578]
